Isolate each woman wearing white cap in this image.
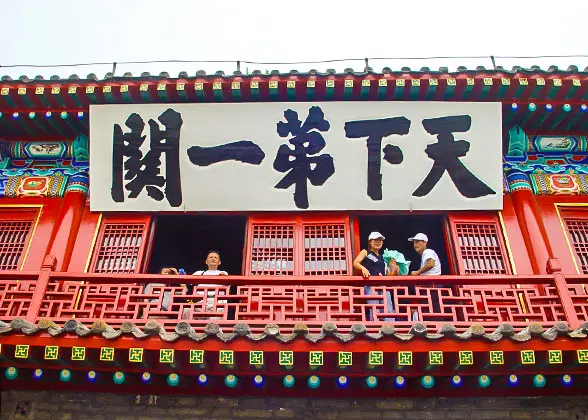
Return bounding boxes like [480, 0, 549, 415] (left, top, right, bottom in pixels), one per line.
[353, 232, 397, 320]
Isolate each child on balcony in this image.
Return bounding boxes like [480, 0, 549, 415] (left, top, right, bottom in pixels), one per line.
[144, 267, 178, 315]
[353, 232, 398, 321]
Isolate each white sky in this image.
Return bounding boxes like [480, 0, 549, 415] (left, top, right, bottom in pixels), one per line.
[1, 0, 587, 79]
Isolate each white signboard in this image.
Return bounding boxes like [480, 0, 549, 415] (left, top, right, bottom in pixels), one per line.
[89, 102, 502, 211]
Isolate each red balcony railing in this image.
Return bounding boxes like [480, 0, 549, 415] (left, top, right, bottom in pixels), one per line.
[0, 256, 585, 334]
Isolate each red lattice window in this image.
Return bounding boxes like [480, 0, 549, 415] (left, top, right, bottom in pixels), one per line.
[0, 210, 37, 270]
[304, 223, 348, 275]
[249, 223, 295, 275]
[89, 216, 150, 274]
[448, 214, 512, 275]
[245, 215, 352, 275]
[562, 210, 588, 274]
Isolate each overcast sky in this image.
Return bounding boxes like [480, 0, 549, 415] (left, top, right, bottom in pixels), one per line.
[2, 0, 587, 79]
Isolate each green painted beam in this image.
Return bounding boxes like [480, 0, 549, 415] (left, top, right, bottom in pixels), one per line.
[287, 81, 296, 101]
[443, 78, 456, 100]
[120, 85, 132, 102]
[176, 82, 187, 102]
[67, 86, 82, 107]
[325, 79, 335, 100]
[249, 81, 259, 101]
[139, 83, 151, 102]
[360, 80, 370, 100]
[51, 86, 66, 107]
[231, 82, 241, 101]
[269, 80, 278, 101]
[102, 85, 114, 103]
[425, 78, 438, 100]
[343, 80, 353, 100]
[546, 78, 563, 100]
[84, 86, 98, 104]
[306, 80, 315, 101]
[157, 83, 168, 102]
[377, 79, 387, 100]
[496, 78, 510, 98]
[393, 79, 405, 100]
[409, 79, 420, 100]
[195, 83, 206, 101]
[0, 87, 15, 107]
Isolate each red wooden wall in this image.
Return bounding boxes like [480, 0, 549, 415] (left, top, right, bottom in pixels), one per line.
[0, 193, 587, 277]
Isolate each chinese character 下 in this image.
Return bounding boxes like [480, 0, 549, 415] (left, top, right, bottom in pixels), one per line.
[345, 117, 411, 200]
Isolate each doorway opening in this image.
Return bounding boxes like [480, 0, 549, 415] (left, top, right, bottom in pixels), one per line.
[148, 215, 247, 275]
[355, 214, 450, 274]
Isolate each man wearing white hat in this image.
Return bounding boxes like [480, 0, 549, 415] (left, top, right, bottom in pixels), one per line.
[408, 233, 442, 320]
[408, 233, 441, 276]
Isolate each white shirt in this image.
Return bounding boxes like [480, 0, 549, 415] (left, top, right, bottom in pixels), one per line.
[192, 270, 229, 296]
[420, 249, 441, 275]
[193, 269, 228, 276]
[192, 269, 228, 287]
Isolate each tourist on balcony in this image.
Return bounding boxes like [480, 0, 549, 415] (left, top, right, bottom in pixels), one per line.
[408, 233, 443, 318]
[353, 232, 396, 321]
[144, 267, 179, 313]
[408, 233, 441, 276]
[188, 251, 228, 314]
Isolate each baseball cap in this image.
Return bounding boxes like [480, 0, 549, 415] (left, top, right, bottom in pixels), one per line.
[408, 233, 428, 242]
[368, 232, 385, 241]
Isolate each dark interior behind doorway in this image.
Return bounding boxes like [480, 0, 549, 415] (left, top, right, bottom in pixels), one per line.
[148, 215, 246, 275]
[356, 214, 450, 274]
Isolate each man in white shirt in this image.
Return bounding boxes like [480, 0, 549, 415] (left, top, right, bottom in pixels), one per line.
[190, 251, 228, 314]
[408, 233, 441, 276]
[408, 233, 442, 320]
[192, 251, 228, 277]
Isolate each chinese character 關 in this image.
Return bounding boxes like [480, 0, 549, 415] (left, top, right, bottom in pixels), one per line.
[111, 108, 183, 206]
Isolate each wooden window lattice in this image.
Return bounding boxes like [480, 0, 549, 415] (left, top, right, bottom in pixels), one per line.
[0, 218, 34, 270]
[304, 224, 348, 275]
[250, 224, 295, 275]
[246, 216, 351, 275]
[563, 217, 588, 274]
[90, 223, 148, 273]
[450, 217, 511, 275]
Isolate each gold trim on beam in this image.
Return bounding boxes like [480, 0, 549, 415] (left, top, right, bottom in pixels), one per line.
[84, 213, 102, 273]
[553, 203, 588, 275]
[498, 211, 517, 275]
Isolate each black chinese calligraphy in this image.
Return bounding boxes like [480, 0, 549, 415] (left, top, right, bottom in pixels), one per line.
[413, 115, 496, 198]
[187, 140, 265, 166]
[111, 108, 183, 207]
[274, 106, 335, 209]
[344, 117, 411, 200]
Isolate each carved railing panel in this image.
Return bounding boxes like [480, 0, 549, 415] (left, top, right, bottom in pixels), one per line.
[564, 277, 588, 323]
[39, 281, 237, 323]
[0, 279, 36, 318]
[0, 269, 585, 333]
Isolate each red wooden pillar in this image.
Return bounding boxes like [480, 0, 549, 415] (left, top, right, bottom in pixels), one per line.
[547, 258, 579, 328]
[45, 174, 89, 271]
[506, 171, 554, 274]
[27, 255, 56, 321]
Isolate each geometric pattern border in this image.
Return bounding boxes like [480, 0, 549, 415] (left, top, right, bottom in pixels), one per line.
[44, 345, 59, 360]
